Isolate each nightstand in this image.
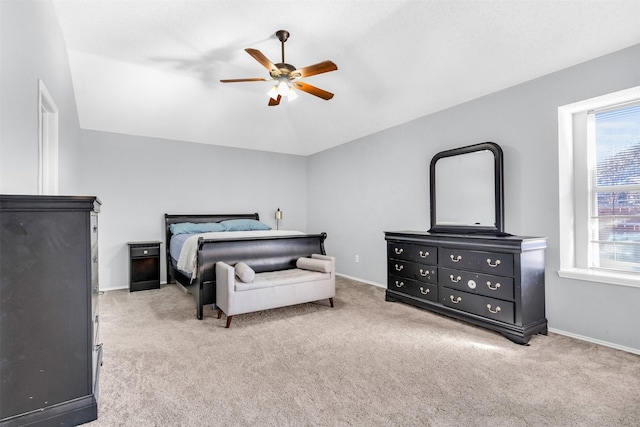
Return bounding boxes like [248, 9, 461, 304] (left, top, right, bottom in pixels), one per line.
[127, 241, 161, 292]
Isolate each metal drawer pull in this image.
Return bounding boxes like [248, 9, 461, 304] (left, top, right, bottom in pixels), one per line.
[394, 248, 404, 255]
[394, 264, 404, 271]
[467, 279, 476, 289]
[394, 281, 405, 288]
[487, 258, 501, 267]
[449, 295, 462, 304]
[449, 275, 461, 283]
[450, 255, 462, 262]
[419, 250, 429, 258]
[420, 287, 430, 295]
[486, 304, 501, 314]
[419, 269, 429, 277]
[487, 281, 501, 290]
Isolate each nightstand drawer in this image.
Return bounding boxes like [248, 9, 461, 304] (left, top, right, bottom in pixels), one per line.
[388, 276, 438, 302]
[440, 247, 514, 276]
[387, 241, 437, 264]
[387, 259, 437, 284]
[441, 288, 514, 324]
[130, 246, 160, 258]
[440, 267, 514, 300]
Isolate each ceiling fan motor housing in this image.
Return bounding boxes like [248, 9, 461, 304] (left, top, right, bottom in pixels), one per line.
[272, 63, 297, 79]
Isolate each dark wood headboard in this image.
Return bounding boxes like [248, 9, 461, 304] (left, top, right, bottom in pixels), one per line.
[164, 213, 259, 281]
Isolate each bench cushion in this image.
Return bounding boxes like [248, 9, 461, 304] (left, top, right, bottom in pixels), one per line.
[235, 268, 330, 292]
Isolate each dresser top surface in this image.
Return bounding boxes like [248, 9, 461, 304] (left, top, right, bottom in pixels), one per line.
[1, 195, 101, 212]
[385, 230, 547, 250]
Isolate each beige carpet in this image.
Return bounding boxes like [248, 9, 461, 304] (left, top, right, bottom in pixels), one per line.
[88, 277, 640, 426]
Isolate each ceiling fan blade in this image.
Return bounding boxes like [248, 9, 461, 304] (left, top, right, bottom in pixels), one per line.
[292, 61, 338, 79]
[268, 95, 282, 106]
[245, 48, 280, 76]
[220, 77, 269, 83]
[292, 81, 334, 100]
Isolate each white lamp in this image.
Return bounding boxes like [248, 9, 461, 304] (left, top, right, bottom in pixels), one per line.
[267, 86, 279, 100]
[287, 88, 298, 101]
[268, 79, 297, 102]
[277, 80, 289, 96]
[275, 208, 283, 230]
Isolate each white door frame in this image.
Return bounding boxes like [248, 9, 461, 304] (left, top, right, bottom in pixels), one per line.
[38, 79, 59, 195]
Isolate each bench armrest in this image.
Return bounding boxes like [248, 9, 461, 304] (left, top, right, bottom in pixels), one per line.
[215, 261, 235, 314]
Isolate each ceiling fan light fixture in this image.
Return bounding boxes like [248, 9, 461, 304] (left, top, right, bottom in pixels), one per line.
[267, 86, 279, 100]
[277, 80, 290, 96]
[287, 88, 298, 101]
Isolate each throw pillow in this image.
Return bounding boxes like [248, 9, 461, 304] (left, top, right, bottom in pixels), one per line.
[296, 257, 331, 273]
[235, 262, 255, 283]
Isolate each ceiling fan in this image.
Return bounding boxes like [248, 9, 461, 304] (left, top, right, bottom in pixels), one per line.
[220, 30, 338, 106]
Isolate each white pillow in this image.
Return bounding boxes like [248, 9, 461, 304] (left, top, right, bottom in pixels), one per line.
[235, 262, 255, 283]
[296, 257, 332, 273]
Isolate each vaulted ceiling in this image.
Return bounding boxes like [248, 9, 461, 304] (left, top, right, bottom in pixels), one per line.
[52, 0, 640, 156]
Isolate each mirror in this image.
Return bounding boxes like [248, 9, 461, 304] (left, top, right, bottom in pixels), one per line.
[429, 142, 505, 235]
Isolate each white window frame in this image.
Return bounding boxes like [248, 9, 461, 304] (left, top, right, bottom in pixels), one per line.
[38, 79, 59, 195]
[558, 85, 640, 288]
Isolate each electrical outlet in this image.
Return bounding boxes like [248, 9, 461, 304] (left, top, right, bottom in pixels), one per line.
[355, 254, 360, 263]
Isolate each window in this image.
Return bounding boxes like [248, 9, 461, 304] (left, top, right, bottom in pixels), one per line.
[588, 105, 640, 274]
[558, 86, 640, 288]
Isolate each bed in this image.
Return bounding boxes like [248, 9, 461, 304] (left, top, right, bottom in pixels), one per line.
[164, 213, 328, 319]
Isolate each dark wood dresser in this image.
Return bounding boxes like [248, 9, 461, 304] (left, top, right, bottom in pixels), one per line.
[0, 195, 102, 426]
[385, 231, 547, 344]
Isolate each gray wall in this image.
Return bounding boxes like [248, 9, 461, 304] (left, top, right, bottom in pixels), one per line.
[0, 0, 82, 194]
[307, 44, 640, 352]
[75, 130, 308, 290]
[2, 0, 638, 352]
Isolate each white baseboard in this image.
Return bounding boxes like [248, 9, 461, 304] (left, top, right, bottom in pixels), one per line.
[336, 273, 385, 288]
[548, 327, 640, 355]
[99, 285, 128, 292]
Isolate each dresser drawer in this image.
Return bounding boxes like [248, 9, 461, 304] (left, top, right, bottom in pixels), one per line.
[441, 288, 514, 324]
[440, 267, 514, 300]
[388, 275, 438, 302]
[387, 242, 437, 264]
[440, 247, 514, 276]
[388, 259, 437, 284]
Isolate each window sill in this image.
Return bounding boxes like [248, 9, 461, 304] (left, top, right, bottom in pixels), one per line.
[558, 268, 640, 289]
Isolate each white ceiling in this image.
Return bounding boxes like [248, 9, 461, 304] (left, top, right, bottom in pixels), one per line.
[52, 0, 640, 156]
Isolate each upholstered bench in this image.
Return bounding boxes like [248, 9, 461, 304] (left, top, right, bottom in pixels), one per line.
[215, 254, 335, 328]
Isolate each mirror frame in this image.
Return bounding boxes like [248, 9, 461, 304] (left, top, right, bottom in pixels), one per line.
[429, 141, 505, 235]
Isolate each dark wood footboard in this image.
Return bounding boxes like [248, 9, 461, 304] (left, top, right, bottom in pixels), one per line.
[165, 214, 327, 319]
